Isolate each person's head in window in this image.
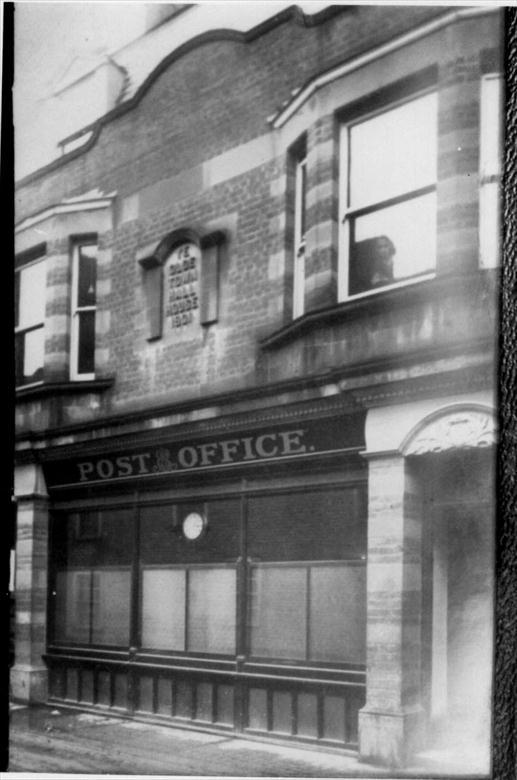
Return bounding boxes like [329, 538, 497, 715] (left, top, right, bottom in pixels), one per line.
[370, 235, 395, 287]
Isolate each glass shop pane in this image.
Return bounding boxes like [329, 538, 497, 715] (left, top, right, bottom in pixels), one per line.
[54, 570, 92, 643]
[77, 247, 97, 307]
[309, 564, 366, 663]
[91, 569, 131, 646]
[140, 499, 240, 565]
[18, 260, 46, 327]
[22, 327, 44, 383]
[248, 488, 366, 562]
[350, 92, 437, 208]
[349, 192, 436, 295]
[141, 568, 186, 651]
[248, 566, 307, 660]
[77, 310, 95, 374]
[187, 568, 236, 654]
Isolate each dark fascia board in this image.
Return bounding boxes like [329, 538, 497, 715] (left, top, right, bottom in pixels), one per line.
[14, 334, 493, 446]
[16, 4, 351, 188]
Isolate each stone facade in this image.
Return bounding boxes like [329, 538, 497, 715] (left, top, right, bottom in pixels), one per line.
[14, 5, 502, 772]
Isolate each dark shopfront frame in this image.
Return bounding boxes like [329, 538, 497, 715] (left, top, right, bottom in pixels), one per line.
[43, 422, 368, 750]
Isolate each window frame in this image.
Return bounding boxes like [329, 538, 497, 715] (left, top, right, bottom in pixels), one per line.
[247, 557, 366, 665]
[338, 87, 438, 302]
[49, 477, 367, 672]
[15, 252, 47, 388]
[293, 153, 307, 319]
[479, 72, 503, 268]
[70, 240, 98, 381]
[140, 561, 238, 656]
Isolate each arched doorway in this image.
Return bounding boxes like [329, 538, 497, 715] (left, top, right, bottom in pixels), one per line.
[418, 449, 495, 761]
[359, 399, 496, 770]
[404, 406, 496, 766]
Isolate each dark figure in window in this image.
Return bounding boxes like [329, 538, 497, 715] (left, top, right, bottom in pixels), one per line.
[349, 235, 395, 295]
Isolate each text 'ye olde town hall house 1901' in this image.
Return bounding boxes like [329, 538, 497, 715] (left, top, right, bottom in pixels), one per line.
[13, 3, 503, 773]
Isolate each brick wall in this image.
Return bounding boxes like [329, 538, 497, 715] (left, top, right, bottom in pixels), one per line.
[15, 5, 501, 425]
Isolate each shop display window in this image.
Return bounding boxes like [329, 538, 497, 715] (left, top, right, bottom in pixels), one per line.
[50, 486, 365, 665]
[140, 498, 240, 655]
[52, 508, 133, 646]
[247, 487, 366, 664]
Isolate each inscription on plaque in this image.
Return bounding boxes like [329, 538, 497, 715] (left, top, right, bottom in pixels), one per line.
[165, 242, 200, 329]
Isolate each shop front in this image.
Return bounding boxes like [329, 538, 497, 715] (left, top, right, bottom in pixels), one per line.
[42, 408, 368, 750]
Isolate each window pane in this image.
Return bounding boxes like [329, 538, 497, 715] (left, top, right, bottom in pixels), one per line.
[54, 570, 91, 643]
[18, 260, 46, 328]
[479, 182, 501, 269]
[248, 488, 366, 562]
[142, 568, 186, 650]
[140, 499, 240, 565]
[480, 75, 503, 177]
[23, 326, 45, 381]
[309, 564, 366, 663]
[350, 92, 437, 208]
[91, 569, 131, 646]
[349, 192, 436, 295]
[187, 568, 236, 654]
[77, 310, 95, 374]
[16, 326, 44, 386]
[77, 247, 97, 307]
[248, 566, 306, 659]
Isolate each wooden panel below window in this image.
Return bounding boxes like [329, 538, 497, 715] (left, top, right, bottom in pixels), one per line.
[139, 676, 154, 712]
[175, 679, 193, 719]
[96, 670, 111, 706]
[195, 681, 213, 722]
[81, 669, 94, 704]
[113, 673, 128, 710]
[297, 692, 318, 738]
[216, 684, 234, 725]
[66, 667, 79, 701]
[45, 660, 364, 748]
[248, 688, 268, 731]
[157, 677, 173, 715]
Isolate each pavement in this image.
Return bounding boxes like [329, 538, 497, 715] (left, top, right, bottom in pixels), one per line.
[6, 703, 489, 778]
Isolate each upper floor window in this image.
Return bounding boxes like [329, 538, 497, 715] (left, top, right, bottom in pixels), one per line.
[479, 73, 503, 268]
[339, 90, 437, 299]
[71, 242, 97, 380]
[15, 249, 46, 387]
[293, 151, 307, 318]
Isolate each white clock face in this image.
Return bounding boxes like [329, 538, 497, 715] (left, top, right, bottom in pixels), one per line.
[182, 512, 206, 541]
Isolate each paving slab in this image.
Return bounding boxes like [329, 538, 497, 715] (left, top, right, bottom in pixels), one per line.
[6, 704, 486, 778]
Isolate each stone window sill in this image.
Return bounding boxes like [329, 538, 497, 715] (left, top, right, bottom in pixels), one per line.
[16, 377, 115, 401]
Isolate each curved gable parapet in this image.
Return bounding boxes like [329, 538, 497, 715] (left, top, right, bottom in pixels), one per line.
[16, 4, 348, 187]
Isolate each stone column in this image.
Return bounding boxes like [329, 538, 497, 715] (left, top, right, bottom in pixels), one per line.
[358, 454, 424, 768]
[11, 463, 49, 703]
